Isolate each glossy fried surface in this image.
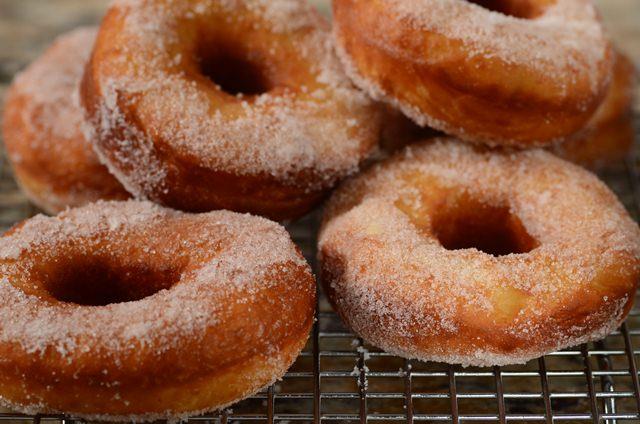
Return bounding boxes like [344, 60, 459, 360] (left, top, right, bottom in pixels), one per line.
[319, 139, 640, 366]
[0, 201, 315, 420]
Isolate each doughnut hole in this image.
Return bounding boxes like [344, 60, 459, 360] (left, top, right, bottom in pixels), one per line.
[395, 177, 539, 257]
[466, 0, 557, 19]
[197, 41, 274, 97]
[431, 196, 539, 256]
[396, 187, 537, 322]
[43, 257, 183, 306]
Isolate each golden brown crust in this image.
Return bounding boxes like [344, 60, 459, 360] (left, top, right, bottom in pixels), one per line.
[1, 28, 129, 214]
[81, 0, 381, 221]
[552, 51, 637, 169]
[332, 0, 613, 147]
[0, 201, 316, 420]
[319, 139, 640, 366]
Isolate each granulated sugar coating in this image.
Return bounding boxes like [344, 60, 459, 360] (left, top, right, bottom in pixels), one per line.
[1, 27, 128, 213]
[0, 200, 315, 421]
[383, 0, 607, 89]
[9, 28, 95, 142]
[332, 0, 613, 147]
[82, 0, 381, 216]
[319, 139, 640, 367]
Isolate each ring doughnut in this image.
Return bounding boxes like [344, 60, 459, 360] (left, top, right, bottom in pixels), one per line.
[552, 50, 637, 170]
[2, 27, 128, 214]
[0, 200, 315, 420]
[319, 139, 640, 366]
[82, 0, 382, 221]
[332, 0, 613, 147]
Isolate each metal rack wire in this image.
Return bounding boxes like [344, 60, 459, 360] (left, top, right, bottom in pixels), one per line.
[0, 118, 640, 423]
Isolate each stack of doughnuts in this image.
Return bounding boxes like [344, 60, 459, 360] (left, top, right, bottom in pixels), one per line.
[0, 0, 639, 420]
[321, 0, 640, 367]
[5, 0, 382, 219]
[2, 0, 349, 419]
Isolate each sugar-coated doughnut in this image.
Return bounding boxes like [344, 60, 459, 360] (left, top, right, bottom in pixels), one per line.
[333, 0, 613, 147]
[0, 200, 315, 420]
[319, 139, 640, 366]
[552, 51, 637, 170]
[82, 0, 382, 221]
[2, 27, 129, 214]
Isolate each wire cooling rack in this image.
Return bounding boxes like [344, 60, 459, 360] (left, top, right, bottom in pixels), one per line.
[1, 113, 640, 423]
